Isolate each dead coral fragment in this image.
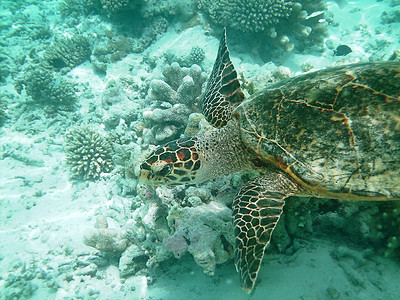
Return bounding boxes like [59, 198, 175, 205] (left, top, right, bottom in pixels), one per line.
[84, 215, 128, 253]
[65, 126, 114, 180]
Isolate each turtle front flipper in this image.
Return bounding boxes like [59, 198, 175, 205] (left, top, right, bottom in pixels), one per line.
[232, 171, 300, 293]
[202, 28, 245, 128]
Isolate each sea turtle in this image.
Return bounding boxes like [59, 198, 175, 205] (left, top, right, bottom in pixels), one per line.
[139, 29, 400, 293]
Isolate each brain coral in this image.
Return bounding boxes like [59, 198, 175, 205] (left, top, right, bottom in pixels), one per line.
[65, 126, 114, 180]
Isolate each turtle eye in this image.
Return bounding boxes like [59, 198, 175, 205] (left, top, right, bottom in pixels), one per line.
[140, 163, 151, 171]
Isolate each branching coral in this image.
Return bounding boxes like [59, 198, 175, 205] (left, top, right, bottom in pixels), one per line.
[44, 35, 91, 72]
[198, 0, 328, 55]
[65, 126, 114, 180]
[15, 65, 78, 109]
[198, 0, 294, 33]
[3, 260, 39, 299]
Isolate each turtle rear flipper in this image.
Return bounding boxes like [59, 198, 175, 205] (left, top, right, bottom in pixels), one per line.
[202, 28, 245, 128]
[233, 171, 300, 293]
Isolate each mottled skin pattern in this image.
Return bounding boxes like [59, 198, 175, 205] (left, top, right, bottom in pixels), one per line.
[139, 29, 400, 293]
[237, 62, 400, 199]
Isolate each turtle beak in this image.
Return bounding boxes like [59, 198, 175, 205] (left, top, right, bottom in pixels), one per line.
[138, 168, 164, 186]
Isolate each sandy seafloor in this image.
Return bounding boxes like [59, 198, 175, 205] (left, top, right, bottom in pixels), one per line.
[0, 0, 400, 299]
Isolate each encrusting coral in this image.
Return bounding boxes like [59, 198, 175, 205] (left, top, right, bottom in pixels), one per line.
[65, 126, 114, 180]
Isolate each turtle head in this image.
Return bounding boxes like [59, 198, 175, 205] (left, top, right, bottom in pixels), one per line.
[139, 137, 202, 186]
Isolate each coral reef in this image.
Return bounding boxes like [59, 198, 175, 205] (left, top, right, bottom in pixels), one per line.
[65, 126, 114, 180]
[378, 205, 400, 258]
[0, 142, 45, 166]
[91, 172, 241, 279]
[120, 180, 237, 276]
[14, 65, 78, 109]
[44, 35, 91, 73]
[381, 8, 400, 24]
[91, 18, 167, 73]
[198, 0, 328, 56]
[84, 215, 129, 253]
[0, 50, 10, 83]
[59, 0, 92, 18]
[315, 201, 400, 260]
[142, 62, 207, 144]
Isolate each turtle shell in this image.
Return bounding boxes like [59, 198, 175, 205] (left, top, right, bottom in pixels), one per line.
[235, 62, 400, 199]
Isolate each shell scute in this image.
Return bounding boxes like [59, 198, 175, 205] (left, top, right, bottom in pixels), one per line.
[237, 62, 400, 198]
